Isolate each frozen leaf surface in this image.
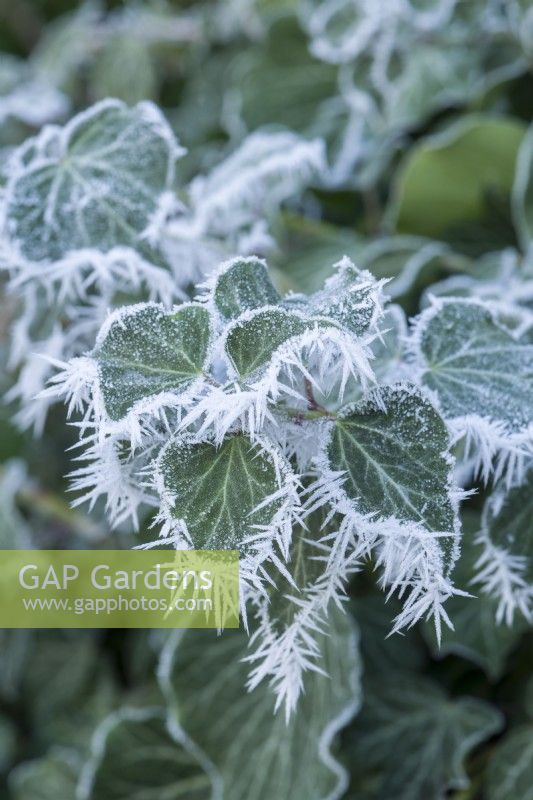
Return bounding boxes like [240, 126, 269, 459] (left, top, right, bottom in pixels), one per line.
[475, 470, 533, 623]
[415, 299, 533, 433]
[4, 99, 181, 262]
[94, 303, 211, 422]
[155, 433, 298, 554]
[424, 512, 526, 679]
[326, 384, 458, 564]
[211, 257, 281, 321]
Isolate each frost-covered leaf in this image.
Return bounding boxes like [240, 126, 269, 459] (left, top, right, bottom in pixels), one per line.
[423, 511, 527, 679]
[315, 383, 461, 634]
[413, 298, 533, 481]
[305, 258, 383, 335]
[211, 256, 281, 321]
[82, 708, 212, 800]
[187, 130, 325, 237]
[94, 303, 211, 423]
[326, 384, 458, 565]
[155, 433, 298, 555]
[247, 507, 356, 713]
[10, 751, 78, 800]
[4, 99, 182, 263]
[224, 307, 313, 379]
[390, 116, 525, 238]
[345, 673, 503, 800]
[159, 607, 361, 800]
[486, 726, 533, 800]
[475, 469, 533, 624]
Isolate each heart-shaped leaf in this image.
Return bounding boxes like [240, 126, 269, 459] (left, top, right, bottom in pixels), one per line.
[212, 257, 281, 321]
[94, 303, 211, 422]
[155, 433, 298, 555]
[414, 299, 533, 434]
[5, 99, 181, 262]
[326, 383, 458, 567]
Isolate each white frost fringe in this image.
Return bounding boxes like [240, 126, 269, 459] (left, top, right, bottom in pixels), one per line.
[304, 464, 466, 643]
[449, 415, 533, 489]
[473, 533, 532, 626]
[245, 542, 356, 721]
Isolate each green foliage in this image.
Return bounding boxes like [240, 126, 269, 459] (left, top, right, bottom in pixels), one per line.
[391, 117, 525, 239]
[159, 608, 361, 800]
[156, 433, 294, 552]
[346, 673, 503, 800]
[83, 709, 212, 800]
[415, 299, 533, 433]
[486, 726, 533, 800]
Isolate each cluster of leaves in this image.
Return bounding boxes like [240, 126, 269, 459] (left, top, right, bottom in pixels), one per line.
[0, 1, 532, 799]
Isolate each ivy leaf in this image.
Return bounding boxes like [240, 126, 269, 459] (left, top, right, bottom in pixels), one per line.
[156, 433, 298, 553]
[10, 751, 78, 800]
[486, 726, 533, 800]
[159, 608, 361, 800]
[305, 259, 383, 335]
[94, 303, 211, 422]
[345, 673, 503, 800]
[414, 299, 533, 435]
[211, 257, 281, 321]
[82, 708, 212, 800]
[423, 511, 527, 679]
[224, 307, 311, 380]
[4, 99, 181, 262]
[326, 384, 458, 566]
[482, 471, 533, 580]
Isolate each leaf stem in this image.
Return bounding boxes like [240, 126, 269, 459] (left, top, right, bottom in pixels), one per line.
[282, 406, 336, 421]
